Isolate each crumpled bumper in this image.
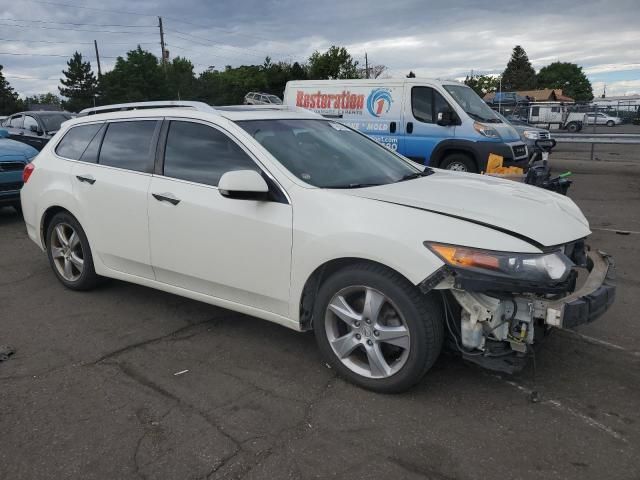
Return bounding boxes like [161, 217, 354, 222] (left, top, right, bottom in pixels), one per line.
[544, 250, 616, 329]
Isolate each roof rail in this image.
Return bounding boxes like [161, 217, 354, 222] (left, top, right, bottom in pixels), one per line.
[78, 100, 216, 116]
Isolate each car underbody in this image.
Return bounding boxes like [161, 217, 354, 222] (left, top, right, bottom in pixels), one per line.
[424, 246, 616, 374]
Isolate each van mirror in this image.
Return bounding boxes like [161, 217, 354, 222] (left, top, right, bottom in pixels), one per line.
[218, 170, 269, 201]
[436, 109, 454, 126]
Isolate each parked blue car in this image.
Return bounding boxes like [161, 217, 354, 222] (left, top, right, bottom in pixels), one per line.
[0, 128, 38, 211]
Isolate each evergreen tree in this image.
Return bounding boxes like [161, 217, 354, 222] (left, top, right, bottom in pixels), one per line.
[0, 65, 22, 115]
[537, 62, 593, 101]
[501, 46, 536, 91]
[58, 52, 97, 112]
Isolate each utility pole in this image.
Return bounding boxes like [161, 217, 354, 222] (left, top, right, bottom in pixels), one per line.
[158, 16, 167, 73]
[365, 52, 369, 79]
[93, 40, 102, 77]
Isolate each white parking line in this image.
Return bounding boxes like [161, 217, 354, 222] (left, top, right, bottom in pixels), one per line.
[565, 331, 640, 356]
[591, 227, 639, 235]
[491, 375, 626, 442]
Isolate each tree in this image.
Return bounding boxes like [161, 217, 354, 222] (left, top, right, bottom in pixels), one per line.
[308, 46, 359, 79]
[0, 65, 22, 115]
[24, 93, 62, 109]
[166, 57, 197, 100]
[58, 52, 97, 112]
[537, 62, 593, 102]
[98, 46, 166, 104]
[501, 45, 536, 90]
[464, 74, 501, 96]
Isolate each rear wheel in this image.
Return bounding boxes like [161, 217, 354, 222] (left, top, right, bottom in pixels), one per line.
[567, 122, 580, 133]
[46, 212, 99, 290]
[440, 153, 477, 173]
[606, 120, 615, 127]
[313, 263, 444, 393]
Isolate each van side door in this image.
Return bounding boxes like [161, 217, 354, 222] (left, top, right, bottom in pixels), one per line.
[401, 85, 456, 165]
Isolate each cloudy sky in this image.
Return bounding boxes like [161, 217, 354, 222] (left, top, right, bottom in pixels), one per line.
[1, 0, 639, 98]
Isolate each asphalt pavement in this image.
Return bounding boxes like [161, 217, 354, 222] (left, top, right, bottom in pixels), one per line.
[1, 153, 639, 480]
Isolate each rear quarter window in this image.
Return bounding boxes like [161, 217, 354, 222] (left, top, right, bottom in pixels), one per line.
[55, 123, 104, 161]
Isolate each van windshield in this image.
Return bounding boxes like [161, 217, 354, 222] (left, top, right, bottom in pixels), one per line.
[237, 119, 425, 188]
[443, 85, 501, 123]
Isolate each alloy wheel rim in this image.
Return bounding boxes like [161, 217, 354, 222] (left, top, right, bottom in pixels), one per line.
[324, 285, 411, 379]
[447, 162, 468, 171]
[51, 223, 84, 282]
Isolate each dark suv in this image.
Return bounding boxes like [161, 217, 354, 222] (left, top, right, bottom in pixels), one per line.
[4, 111, 74, 151]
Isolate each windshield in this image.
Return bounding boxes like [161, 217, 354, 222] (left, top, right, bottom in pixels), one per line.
[267, 95, 282, 104]
[237, 119, 420, 188]
[443, 85, 501, 123]
[40, 114, 73, 132]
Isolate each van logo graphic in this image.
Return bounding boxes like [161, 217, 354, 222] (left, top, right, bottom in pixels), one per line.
[367, 88, 393, 117]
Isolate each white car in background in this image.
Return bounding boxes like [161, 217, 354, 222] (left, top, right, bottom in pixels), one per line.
[20, 101, 615, 392]
[244, 92, 283, 105]
[584, 112, 622, 126]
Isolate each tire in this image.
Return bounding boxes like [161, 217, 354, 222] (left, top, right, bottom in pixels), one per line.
[313, 262, 444, 393]
[567, 122, 579, 133]
[440, 153, 477, 173]
[46, 211, 100, 291]
[606, 120, 615, 127]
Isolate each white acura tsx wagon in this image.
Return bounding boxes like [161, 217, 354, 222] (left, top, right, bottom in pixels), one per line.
[20, 101, 615, 392]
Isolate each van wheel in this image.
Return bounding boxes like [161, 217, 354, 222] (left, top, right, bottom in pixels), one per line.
[440, 153, 477, 173]
[313, 262, 444, 393]
[46, 212, 100, 291]
[606, 120, 615, 127]
[567, 122, 579, 133]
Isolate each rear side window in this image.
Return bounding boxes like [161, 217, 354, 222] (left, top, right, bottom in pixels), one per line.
[99, 121, 158, 172]
[9, 115, 23, 128]
[55, 123, 104, 160]
[163, 121, 258, 186]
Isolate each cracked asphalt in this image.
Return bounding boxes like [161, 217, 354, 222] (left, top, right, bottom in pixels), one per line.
[1, 154, 640, 480]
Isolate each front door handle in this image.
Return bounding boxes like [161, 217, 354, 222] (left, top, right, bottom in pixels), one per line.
[76, 175, 96, 185]
[406, 122, 414, 134]
[152, 192, 181, 206]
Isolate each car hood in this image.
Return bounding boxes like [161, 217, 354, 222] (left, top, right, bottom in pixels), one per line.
[493, 121, 521, 142]
[340, 171, 590, 248]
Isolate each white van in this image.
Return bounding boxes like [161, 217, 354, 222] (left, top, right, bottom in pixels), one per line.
[284, 78, 528, 172]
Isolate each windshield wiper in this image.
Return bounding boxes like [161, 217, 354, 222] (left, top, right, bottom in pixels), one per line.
[323, 183, 383, 189]
[397, 168, 435, 182]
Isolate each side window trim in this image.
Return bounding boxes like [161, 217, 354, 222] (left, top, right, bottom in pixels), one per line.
[157, 117, 290, 204]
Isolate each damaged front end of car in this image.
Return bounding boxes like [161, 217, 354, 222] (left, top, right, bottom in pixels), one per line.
[420, 240, 616, 374]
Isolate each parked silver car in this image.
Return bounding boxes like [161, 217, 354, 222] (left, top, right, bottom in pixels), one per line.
[244, 92, 283, 105]
[584, 112, 622, 126]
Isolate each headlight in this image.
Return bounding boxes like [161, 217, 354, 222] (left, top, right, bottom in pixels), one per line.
[424, 242, 573, 283]
[523, 130, 539, 140]
[473, 122, 500, 139]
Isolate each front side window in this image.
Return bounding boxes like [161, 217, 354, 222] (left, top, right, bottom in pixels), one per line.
[55, 123, 104, 161]
[163, 121, 258, 187]
[10, 115, 23, 128]
[24, 116, 39, 132]
[238, 119, 419, 188]
[99, 121, 158, 172]
[411, 87, 434, 123]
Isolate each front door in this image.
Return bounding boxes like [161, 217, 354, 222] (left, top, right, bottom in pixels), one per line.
[401, 85, 456, 165]
[148, 119, 293, 316]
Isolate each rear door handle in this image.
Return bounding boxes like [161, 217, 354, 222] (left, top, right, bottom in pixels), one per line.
[152, 192, 181, 206]
[76, 175, 96, 185]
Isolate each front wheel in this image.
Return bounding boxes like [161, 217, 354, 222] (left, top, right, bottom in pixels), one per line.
[567, 122, 580, 133]
[313, 263, 444, 393]
[606, 120, 615, 127]
[440, 153, 477, 173]
[46, 212, 100, 290]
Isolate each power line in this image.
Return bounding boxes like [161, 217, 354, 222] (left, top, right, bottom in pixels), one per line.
[0, 21, 158, 35]
[0, 37, 157, 46]
[0, 17, 156, 28]
[0, 51, 119, 59]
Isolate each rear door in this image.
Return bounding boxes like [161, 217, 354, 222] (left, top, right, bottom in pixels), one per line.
[67, 119, 160, 279]
[148, 119, 293, 315]
[401, 85, 456, 165]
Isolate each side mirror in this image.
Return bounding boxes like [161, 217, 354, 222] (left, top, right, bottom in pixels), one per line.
[436, 109, 454, 126]
[218, 170, 269, 200]
[29, 124, 42, 134]
[0, 129, 8, 138]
